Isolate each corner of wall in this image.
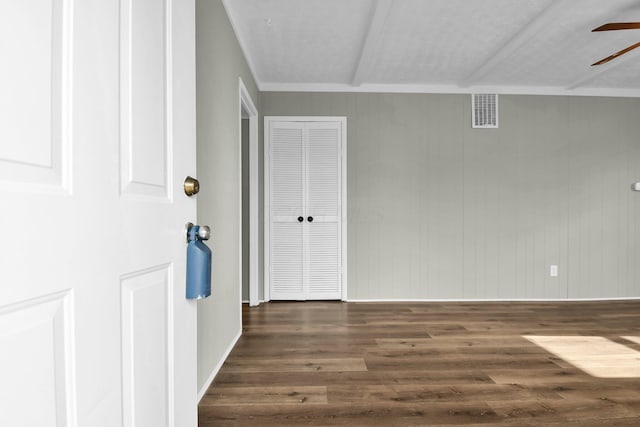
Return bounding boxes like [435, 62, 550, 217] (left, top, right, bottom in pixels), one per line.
[195, 0, 260, 393]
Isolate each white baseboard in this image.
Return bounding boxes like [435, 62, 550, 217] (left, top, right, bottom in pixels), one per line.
[197, 328, 242, 403]
[346, 297, 640, 303]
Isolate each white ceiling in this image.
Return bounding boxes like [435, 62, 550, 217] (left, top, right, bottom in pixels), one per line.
[222, 0, 640, 97]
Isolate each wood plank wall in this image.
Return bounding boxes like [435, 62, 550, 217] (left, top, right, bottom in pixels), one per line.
[260, 93, 640, 300]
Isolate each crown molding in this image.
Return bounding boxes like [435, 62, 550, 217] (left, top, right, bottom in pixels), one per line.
[258, 82, 640, 98]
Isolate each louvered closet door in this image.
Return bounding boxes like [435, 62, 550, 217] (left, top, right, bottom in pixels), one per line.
[267, 119, 343, 301]
[305, 122, 342, 299]
[269, 122, 305, 299]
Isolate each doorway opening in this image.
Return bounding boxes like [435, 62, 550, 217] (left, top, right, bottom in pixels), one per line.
[239, 78, 259, 309]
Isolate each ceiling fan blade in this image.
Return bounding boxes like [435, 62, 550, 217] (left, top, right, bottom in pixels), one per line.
[591, 41, 640, 66]
[593, 22, 640, 32]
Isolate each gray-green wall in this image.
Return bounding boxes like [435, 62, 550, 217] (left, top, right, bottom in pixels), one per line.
[261, 93, 640, 300]
[196, 0, 259, 393]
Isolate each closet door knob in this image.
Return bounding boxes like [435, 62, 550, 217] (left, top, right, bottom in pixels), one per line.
[307, 216, 313, 222]
[298, 216, 304, 223]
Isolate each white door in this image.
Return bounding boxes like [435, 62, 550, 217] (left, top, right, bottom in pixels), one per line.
[265, 118, 346, 301]
[0, 1, 197, 426]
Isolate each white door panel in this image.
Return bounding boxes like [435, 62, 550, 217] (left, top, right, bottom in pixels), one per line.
[305, 122, 342, 299]
[120, 0, 169, 199]
[0, 292, 74, 427]
[269, 122, 305, 300]
[270, 123, 304, 217]
[306, 123, 340, 218]
[0, 1, 197, 425]
[0, 0, 68, 189]
[307, 221, 341, 298]
[121, 266, 171, 427]
[270, 223, 305, 298]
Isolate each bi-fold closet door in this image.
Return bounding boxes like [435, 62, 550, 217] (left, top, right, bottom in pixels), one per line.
[266, 118, 346, 301]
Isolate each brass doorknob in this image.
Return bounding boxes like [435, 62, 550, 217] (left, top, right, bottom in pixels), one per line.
[184, 176, 200, 196]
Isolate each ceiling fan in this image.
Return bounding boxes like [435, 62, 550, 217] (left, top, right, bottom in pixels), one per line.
[591, 22, 640, 66]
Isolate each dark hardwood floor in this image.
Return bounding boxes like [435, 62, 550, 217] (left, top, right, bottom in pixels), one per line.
[199, 300, 640, 426]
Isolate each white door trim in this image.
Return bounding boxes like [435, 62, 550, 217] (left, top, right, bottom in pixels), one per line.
[239, 78, 259, 307]
[264, 116, 347, 302]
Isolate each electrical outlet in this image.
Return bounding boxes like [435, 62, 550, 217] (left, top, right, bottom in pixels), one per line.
[550, 265, 558, 277]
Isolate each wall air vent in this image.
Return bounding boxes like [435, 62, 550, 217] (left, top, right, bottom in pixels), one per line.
[472, 94, 498, 128]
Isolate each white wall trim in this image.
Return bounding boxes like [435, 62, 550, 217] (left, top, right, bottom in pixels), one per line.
[239, 78, 259, 307]
[244, 297, 640, 303]
[263, 119, 270, 302]
[197, 328, 241, 403]
[259, 82, 640, 98]
[347, 297, 640, 303]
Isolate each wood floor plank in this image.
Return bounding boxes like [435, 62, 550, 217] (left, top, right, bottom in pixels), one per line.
[213, 370, 495, 387]
[199, 300, 640, 426]
[375, 338, 433, 349]
[221, 357, 368, 373]
[488, 396, 640, 422]
[201, 385, 328, 406]
[326, 383, 562, 404]
[199, 401, 503, 426]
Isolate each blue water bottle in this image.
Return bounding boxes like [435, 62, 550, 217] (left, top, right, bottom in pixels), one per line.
[186, 223, 212, 299]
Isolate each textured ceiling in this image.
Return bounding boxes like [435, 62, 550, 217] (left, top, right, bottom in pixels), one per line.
[222, 0, 640, 96]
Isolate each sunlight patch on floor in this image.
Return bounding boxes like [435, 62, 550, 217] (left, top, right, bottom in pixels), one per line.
[621, 336, 640, 346]
[523, 335, 640, 378]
